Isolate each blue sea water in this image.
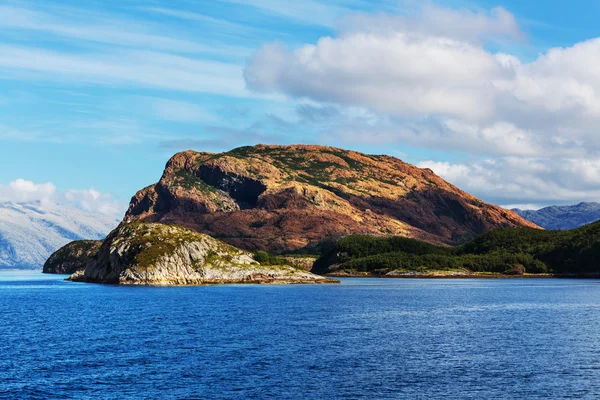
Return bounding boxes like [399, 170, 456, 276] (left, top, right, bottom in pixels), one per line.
[2, 272, 600, 399]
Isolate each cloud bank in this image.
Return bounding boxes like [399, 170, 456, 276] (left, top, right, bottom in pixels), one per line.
[0, 179, 124, 217]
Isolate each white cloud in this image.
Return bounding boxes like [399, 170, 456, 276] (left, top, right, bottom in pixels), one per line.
[143, 6, 270, 43]
[417, 158, 600, 206]
[245, 4, 524, 123]
[64, 188, 123, 217]
[245, 35, 509, 121]
[0, 4, 246, 56]
[0, 179, 57, 205]
[0, 179, 124, 217]
[243, 3, 600, 160]
[501, 204, 544, 211]
[0, 3, 257, 98]
[0, 45, 247, 97]
[417, 161, 470, 183]
[218, 0, 349, 27]
[338, 5, 521, 43]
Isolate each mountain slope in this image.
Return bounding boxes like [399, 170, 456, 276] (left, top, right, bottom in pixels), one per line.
[513, 202, 600, 230]
[0, 202, 119, 269]
[125, 144, 538, 253]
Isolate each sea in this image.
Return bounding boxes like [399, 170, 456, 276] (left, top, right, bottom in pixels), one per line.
[2, 271, 600, 399]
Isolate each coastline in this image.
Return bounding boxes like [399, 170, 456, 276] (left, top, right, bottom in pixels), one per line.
[325, 271, 600, 279]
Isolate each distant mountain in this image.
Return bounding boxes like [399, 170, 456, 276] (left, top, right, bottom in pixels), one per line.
[513, 202, 600, 230]
[125, 144, 538, 253]
[0, 202, 119, 269]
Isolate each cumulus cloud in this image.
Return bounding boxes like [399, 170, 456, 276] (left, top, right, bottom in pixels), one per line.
[244, 3, 600, 158]
[0, 179, 57, 205]
[244, 4, 523, 122]
[64, 189, 124, 217]
[0, 179, 124, 217]
[417, 158, 600, 206]
[337, 5, 521, 43]
[245, 37, 509, 121]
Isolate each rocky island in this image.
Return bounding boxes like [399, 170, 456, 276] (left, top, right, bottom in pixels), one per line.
[44, 144, 546, 285]
[63, 222, 336, 285]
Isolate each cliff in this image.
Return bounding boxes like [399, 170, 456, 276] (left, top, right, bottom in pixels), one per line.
[125, 144, 538, 253]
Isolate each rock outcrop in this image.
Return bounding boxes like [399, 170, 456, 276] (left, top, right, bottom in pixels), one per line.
[43, 240, 101, 274]
[125, 144, 539, 253]
[68, 222, 337, 285]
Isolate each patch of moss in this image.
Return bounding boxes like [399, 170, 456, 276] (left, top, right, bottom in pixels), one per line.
[331, 150, 365, 171]
[122, 223, 206, 268]
[174, 169, 220, 194]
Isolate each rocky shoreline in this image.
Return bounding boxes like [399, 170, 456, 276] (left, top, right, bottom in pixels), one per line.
[47, 222, 338, 286]
[325, 271, 598, 279]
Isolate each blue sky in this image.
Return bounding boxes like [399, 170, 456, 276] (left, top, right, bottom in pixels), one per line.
[3, 0, 600, 215]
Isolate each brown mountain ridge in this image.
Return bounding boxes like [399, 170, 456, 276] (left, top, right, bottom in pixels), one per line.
[125, 144, 539, 253]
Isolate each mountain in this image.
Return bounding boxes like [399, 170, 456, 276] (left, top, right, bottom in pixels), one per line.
[313, 220, 600, 277]
[0, 202, 118, 269]
[513, 202, 600, 230]
[125, 144, 538, 253]
[66, 222, 337, 285]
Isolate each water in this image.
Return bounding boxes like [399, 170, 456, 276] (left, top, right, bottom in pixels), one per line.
[2, 272, 600, 399]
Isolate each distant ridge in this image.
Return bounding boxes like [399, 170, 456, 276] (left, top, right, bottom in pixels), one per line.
[513, 202, 600, 230]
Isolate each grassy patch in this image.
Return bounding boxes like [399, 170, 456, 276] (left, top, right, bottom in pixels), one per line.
[174, 169, 219, 194]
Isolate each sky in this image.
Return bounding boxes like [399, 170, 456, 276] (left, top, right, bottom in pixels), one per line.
[2, 0, 600, 216]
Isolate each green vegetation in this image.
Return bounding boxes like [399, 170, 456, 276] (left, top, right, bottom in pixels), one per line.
[252, 251, 289, 266]
[313, 222, 600, 276]
[127, 223, 197, 267]
[252, 250, 270, 263]
[123, 222, 238, 269]
[226, 145, 367, 189]
[174, 169, 219, 194]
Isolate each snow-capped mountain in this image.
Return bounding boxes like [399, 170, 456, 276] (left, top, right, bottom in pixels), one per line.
[0, 201, 119, 269]
[513, 202, 600, 230]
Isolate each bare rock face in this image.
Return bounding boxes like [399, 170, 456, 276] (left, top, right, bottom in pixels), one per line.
[125, 145, 539, 253]
[43, 240, 102, 274]
[68, 222, 337, 285]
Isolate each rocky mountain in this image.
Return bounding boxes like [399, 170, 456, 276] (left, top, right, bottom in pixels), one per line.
[513, 202, 600, 230]
[125, 144, 538, 253]
[0, 202, 118, 269]
[66, 222, 336, 285]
